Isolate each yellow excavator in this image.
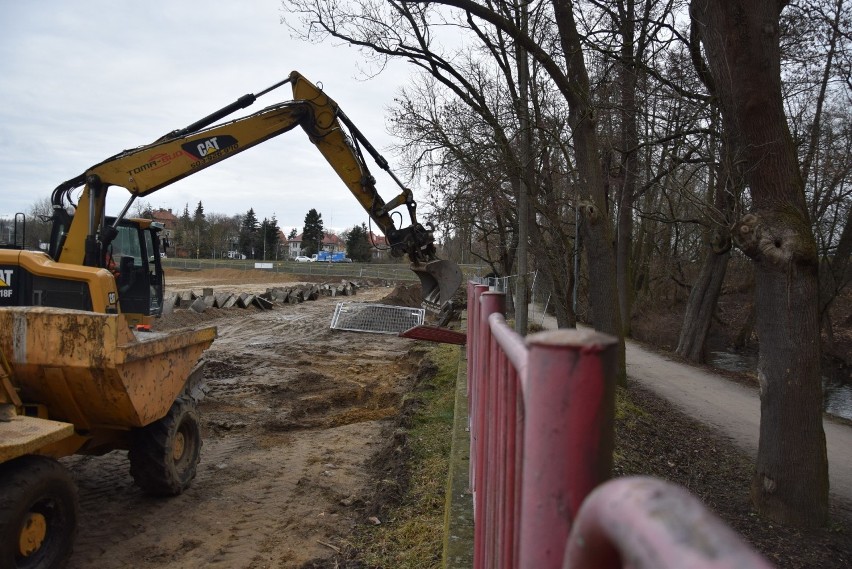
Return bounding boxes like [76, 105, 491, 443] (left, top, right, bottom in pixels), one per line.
[44, 70, 460, 325]
[0, 71, 461, 568]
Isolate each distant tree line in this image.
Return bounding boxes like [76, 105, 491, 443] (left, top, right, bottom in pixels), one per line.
[13, 198, 375, 263]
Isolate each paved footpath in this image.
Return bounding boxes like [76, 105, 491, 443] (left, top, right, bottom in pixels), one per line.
[625, 339, 852, 507]
[535, 311, 852, 508]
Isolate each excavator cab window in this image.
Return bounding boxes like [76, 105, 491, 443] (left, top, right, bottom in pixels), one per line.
[0, 213, 26, 250]
[106, 219, 164, 318]
[144, 227, 165, 315]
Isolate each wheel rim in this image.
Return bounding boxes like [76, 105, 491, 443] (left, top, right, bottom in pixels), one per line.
[173, 431, 186, 461]
[18, 511, 47, 558]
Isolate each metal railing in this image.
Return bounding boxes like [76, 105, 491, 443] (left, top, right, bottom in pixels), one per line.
[465, 281, 773, 569]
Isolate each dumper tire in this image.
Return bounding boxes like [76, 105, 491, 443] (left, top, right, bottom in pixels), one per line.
[0, 455, 78, 569]
[129, 397, 201, 497]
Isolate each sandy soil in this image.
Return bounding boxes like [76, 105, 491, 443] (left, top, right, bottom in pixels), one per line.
[62, 270, 423, 568]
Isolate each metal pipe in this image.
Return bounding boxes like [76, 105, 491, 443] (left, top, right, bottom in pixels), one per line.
[159, 77, 293, 140]
[562, 477, 775, 569]
[112, 195, 137, 228]
[336, 108, 409, 192]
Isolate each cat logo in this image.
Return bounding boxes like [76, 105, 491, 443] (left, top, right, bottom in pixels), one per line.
[197, 137, 221, 157]
[0, 269, 13, 298]
[181, 135, 238, 160]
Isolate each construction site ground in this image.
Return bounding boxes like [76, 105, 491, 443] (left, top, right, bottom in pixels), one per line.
[63, 268, 426, 569]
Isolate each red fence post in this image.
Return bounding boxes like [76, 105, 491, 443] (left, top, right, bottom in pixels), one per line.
[468, 283, 490, 495]
[472, 290, 504, 569]
[516, 329, 618, 569]
[466, 281, 478, 369]
[488, 313, 528, 569]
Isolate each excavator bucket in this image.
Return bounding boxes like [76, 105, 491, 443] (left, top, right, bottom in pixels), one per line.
[410, 259, 463, 311]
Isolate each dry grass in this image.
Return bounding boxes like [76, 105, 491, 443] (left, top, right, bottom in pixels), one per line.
[350, 343, 458, 569]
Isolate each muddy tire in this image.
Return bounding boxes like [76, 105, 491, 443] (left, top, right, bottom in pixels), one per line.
[0, 455, 78, 569]
[129, 398, 201, 496]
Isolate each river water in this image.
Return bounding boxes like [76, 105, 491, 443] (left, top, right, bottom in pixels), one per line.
[708, 351, 852, 421]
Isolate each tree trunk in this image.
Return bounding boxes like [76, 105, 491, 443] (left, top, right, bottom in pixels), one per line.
[528, 218, 577, 328]
[692, 0, 828, 526]
[514, 7, 531, 335]
[676, 248, 730, 362]
[677, 130, 734, 363]
[616, 0, 640, 338]
[632, 185, 660, 299]
[733, 302, 756, 350]
[552, 0, 625, 382]
[818, 204, 851, 361]
[819, 202, 852, 316]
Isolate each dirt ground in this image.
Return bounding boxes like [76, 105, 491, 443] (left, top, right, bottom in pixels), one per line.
[63, 269, 425, 568]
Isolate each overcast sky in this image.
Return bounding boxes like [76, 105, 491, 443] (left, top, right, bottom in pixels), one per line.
[0, 1, 415, 234]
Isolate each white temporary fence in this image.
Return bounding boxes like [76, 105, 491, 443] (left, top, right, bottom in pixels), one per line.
[330, 302, 425, 334]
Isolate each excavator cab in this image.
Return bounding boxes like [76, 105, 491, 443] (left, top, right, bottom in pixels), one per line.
[104, 218, 165, 321]
[46, 211, 165, 325]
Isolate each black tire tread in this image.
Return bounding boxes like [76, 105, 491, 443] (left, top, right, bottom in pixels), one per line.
[0, 455, 78, 569]
[129, 398, 201, 497]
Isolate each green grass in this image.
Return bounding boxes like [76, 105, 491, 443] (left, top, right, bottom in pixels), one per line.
[353, 343, 460, 569]
[615, 385, 646, 422]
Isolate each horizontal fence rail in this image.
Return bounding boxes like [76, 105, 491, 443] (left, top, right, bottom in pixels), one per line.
[465, 281, 773, 569]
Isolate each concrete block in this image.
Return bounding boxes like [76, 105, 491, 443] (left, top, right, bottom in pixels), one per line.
[161, 293, 177, 314]
[443, 354, 474, 569]
[189, 297, 207, 313]
[213, 293, 232, 308]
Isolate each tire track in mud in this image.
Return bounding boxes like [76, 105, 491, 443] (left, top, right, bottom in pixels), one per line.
[64, 281, 423, 568]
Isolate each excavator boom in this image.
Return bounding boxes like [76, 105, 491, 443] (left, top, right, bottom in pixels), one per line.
[49, 71, 461, 311]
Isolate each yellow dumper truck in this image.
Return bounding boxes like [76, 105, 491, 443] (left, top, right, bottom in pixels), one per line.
[0, 308, 214, 567]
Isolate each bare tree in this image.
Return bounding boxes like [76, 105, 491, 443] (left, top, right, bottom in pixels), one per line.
[675, 130, 736, 361]
[26, 196, 55, 250]
[371, 0, 628, 376]
[781, 0, 852, 352]
[390, 74, 521, 278]
[691, 0, 828, 526]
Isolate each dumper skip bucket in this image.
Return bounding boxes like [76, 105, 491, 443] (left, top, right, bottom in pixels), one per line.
[0, 307, 216, 430]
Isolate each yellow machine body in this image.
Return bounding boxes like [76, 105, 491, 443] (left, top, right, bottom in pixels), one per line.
[0, 307, 215, 461]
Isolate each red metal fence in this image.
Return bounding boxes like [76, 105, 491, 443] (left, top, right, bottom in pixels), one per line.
[465, 281, 773, 569]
